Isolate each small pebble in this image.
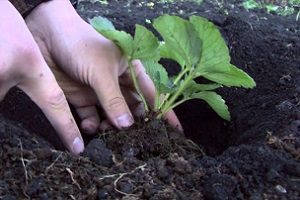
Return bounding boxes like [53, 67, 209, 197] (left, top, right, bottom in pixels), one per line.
[275, 185, 287, 194]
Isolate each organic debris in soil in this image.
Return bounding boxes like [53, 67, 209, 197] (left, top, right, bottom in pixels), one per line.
[1, 115, 300, 199]
[100, 117, 203, 161]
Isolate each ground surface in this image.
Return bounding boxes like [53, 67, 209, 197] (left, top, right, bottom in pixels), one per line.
[1, 0, 300, 199]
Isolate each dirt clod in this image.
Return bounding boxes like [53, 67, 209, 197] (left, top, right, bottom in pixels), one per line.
[84, 138, 113, 167]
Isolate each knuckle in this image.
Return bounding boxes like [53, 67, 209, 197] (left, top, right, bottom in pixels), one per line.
[0, 48, 9, 82]
[0, 62, 9, 101]
[45, 87, 67, 109]
[104, 96, 127, 112]
[0, 88, 8, 102]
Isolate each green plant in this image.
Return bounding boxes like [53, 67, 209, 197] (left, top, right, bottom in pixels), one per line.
[89, 15, 256, 121]
[243, 0, 300, 20]
[243, 0, 262, 10]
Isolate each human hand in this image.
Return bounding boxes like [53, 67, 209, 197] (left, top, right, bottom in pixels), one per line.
[25, 0, 182, 133]
[0, 1, 84, 154]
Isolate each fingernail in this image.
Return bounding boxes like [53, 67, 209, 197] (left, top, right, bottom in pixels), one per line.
[116, 113, 134, 128]
[72, 137, 84, 154]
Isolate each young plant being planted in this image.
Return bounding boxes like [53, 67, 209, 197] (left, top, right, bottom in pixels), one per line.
[89, 15, 256, 121]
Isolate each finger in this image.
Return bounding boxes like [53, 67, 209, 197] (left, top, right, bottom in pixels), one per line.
[132, 60, 183, 131]
[99, 120, 112, 131]
[50, 63, 100, 134]
[0, 64, 13, 102]
[75, 105, 100, 135]
[164, 110, 183, 132]
[50, 64, 98, 105]
[66, 87, 97, 105]
[120, 87, 145, 117]
[0, 86, 9, 102]
[0, 77, 13, 102]
[62, 86, 100, 135]
[93, 69, 134, 129]
[18, 65, 84, 155]
[120, 60, 156, 107]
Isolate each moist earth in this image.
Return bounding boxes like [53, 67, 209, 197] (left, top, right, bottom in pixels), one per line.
[1, 0, 300, 199]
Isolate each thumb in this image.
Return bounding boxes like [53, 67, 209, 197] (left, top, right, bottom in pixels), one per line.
[92, 70, 134, 129]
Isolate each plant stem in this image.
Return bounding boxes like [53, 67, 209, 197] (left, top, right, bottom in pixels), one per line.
[154, 91, 160, 111]
[174, 67, 190, 85]
[158, 67, 189, 110]
[129, 61, 149, 112]
[166, 98, 189, 111]
[157, 74, 193, 118]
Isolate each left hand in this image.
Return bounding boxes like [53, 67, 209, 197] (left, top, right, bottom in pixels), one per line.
[25, 0, 182, 134]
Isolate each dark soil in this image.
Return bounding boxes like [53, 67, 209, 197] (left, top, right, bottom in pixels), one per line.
[1, 0, 300, 199]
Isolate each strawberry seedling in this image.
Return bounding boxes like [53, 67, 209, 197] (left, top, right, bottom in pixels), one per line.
[89, 15, 256, 121]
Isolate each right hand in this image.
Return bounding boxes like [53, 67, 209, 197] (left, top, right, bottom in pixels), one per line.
[24, 0, 183, 132]
[0, 1, 84, 154]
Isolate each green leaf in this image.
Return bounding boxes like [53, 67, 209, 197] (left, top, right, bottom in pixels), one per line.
[190, 16, 230, 72]
[189, 16, 255, 88]
[202, 64, 256, 88]
[89, 16, 116, 31]
[265, 4, 280, 13]
[89, 17, 133, 56]
[191, 91, 230, 121]
[132, 25, 160, 60]
[103, 31, 134, 56]
[242, 0, 262, 10]
[159, 42, 185, 67]
[153, 15, 201, 68]
[142, 60, 172, 93]
[190, 81, 222, 91]
[183, 80, 222, 97]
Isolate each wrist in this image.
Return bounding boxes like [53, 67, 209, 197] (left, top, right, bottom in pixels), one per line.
[8, 0, 50, 16]
[32, 0, 80, 24]
[26, 0, 82, 48]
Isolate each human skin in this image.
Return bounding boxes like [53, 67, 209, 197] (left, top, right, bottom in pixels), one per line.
[0, 0, 182, 155]
[0, 0, 84, 154]
[26, 0, 182, 129]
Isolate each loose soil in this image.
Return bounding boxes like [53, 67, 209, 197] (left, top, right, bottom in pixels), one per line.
[1, 0, 300, 199]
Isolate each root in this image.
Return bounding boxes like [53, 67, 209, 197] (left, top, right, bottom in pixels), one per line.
[98, 163, 147, 197]
[18, 139, 30, 199]
[66, 168, 82, 190]
[45, 152, 63, 173]
[18, 139, 29, 185]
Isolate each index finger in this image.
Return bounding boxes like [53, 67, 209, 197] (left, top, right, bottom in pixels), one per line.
[18, 63, 84, 154]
